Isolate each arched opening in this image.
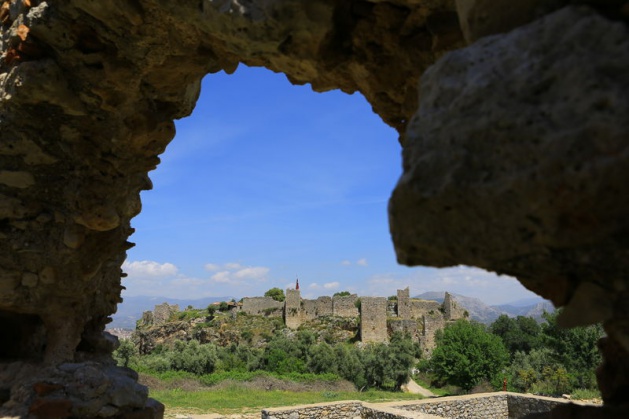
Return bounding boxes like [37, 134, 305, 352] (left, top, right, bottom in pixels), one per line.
[117, 66, 543, 321]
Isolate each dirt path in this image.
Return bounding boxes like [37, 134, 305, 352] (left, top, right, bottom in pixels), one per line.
[402, 378, 438, 398]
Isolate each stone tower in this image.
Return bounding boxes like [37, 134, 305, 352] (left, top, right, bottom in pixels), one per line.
[360, 297, 388, 343]
[397, 287, 411, 319]
[443, 292, 465, 321]
[284, 288, 301, 329]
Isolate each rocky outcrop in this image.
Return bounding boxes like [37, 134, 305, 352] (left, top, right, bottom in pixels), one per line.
[389, 4, 629, 414]
[0, 0, 628, 417]
[390, 6, 629, 314]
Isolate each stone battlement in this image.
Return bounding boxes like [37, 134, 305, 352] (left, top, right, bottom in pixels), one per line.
[239, 287, 466, 354]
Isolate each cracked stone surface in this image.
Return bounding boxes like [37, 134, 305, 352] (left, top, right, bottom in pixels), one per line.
[0, 0, 628, 417]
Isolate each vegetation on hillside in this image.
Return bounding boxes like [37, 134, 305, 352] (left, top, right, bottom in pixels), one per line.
[419, 310, 603, 397]
[116, 302, 604, 413]
[118, 307, 419, 392]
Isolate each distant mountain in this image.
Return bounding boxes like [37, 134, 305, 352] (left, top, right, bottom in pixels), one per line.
[413, 291, 554, 324]
[109, 295, 232, 329]
[501, 296, 546, 307]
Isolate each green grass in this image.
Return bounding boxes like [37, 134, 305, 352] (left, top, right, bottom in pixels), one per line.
[137, 369, 341, 386]
[152, 386, 424, 415]
[571, 388, 601, 400]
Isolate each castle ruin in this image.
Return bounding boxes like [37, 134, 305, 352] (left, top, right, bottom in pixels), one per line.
[241, 287, 465, 354]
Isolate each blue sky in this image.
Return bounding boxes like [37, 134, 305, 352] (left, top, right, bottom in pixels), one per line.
[121, 65, 541, 306]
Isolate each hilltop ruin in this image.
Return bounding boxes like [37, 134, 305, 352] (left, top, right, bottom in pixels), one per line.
[245, 287, 465, 354]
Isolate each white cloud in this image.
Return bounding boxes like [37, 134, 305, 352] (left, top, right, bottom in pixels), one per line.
[357, 258, 368, 266]
[234, 266, 269, 280]
[208, 263, 270, 286]
[122, 259, 222, 299]
[204, 263, 220, 271]
[309, 283, 320, 289]
[122, 260, 178, 276]
[210, 271, 232, 283]
[364, 265, 540, 305]
[341, 260, 351, 266]
[323, 281, 340, 289]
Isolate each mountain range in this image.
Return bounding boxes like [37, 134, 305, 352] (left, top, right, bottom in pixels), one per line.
[414, 291, 555, 324]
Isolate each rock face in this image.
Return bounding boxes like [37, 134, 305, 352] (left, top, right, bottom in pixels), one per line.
[0, 0, 627, 417]
[389, 4, 629, 414]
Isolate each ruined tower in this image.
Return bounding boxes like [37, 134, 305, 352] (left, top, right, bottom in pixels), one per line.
[284, 288, 301, 329]
[397, 287, 411, 320]
[360, 297, 388, 343]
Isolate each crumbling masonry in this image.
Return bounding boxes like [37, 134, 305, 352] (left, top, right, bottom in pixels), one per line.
[1, 1, 628, 418]
[242, 287, 465, 354]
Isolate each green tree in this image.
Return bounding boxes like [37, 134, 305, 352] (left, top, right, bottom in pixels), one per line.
[307, 342, 337, 374]
[540, 310, 603, 389]
[262, 335, 306, 374]
[429, 320, 509, 391]
[490, 315, 541, 357]
[264, 287, 285, 302]
[362, 333, 417, 390]
[333, 291, 351, 297]
[334, 344, 367, 389]
[169, 340, 219, 374]
[113, 339, 137, 368]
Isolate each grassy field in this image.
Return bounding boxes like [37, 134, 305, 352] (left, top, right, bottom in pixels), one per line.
[151, 385, 424, 415]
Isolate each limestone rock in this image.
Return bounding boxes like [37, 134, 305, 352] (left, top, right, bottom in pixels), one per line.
[390, 7, 629, 308]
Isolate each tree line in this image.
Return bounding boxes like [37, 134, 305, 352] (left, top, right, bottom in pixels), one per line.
[116, 302, 604, 397]
[116, 329, 418, 391]
[424, 310, 603, 396]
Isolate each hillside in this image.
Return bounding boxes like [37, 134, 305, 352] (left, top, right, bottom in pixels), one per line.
[131, 307, 359, 353]
[110, 295, 232, 329]
[414, 292, 554, 324]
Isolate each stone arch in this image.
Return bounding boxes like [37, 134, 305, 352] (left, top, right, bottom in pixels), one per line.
[0, 0, 628, 417]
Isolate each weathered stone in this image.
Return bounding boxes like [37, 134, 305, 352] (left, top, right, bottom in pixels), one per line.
[32, 381, 64, 397]
[21, 271, 37, 287]
[28, 397, 73, 418]
[390, 6, 629, 307]
[38, 266, 56, 284]
[0, 170, 34, 188]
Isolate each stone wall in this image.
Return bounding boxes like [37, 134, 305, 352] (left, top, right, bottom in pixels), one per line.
[410, 300, 442, 319]
[398, 394, 509, 418]
[506, 394, 569, 418]
[259, 393, 574, 419]
[388, 319, 419, 340]
[241, 297, 283, 317]
[397, 287, 411, 319]
[262, 401, 363, 419]
[419, 313, 446, 357]
[153, 303, 179, 325]
[333, 294, 359, 317]
[443, 292, 465, 321]
[360, 297, 388, 343]
[316, 296, 334, 317]
[301, 299, 318, 321]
